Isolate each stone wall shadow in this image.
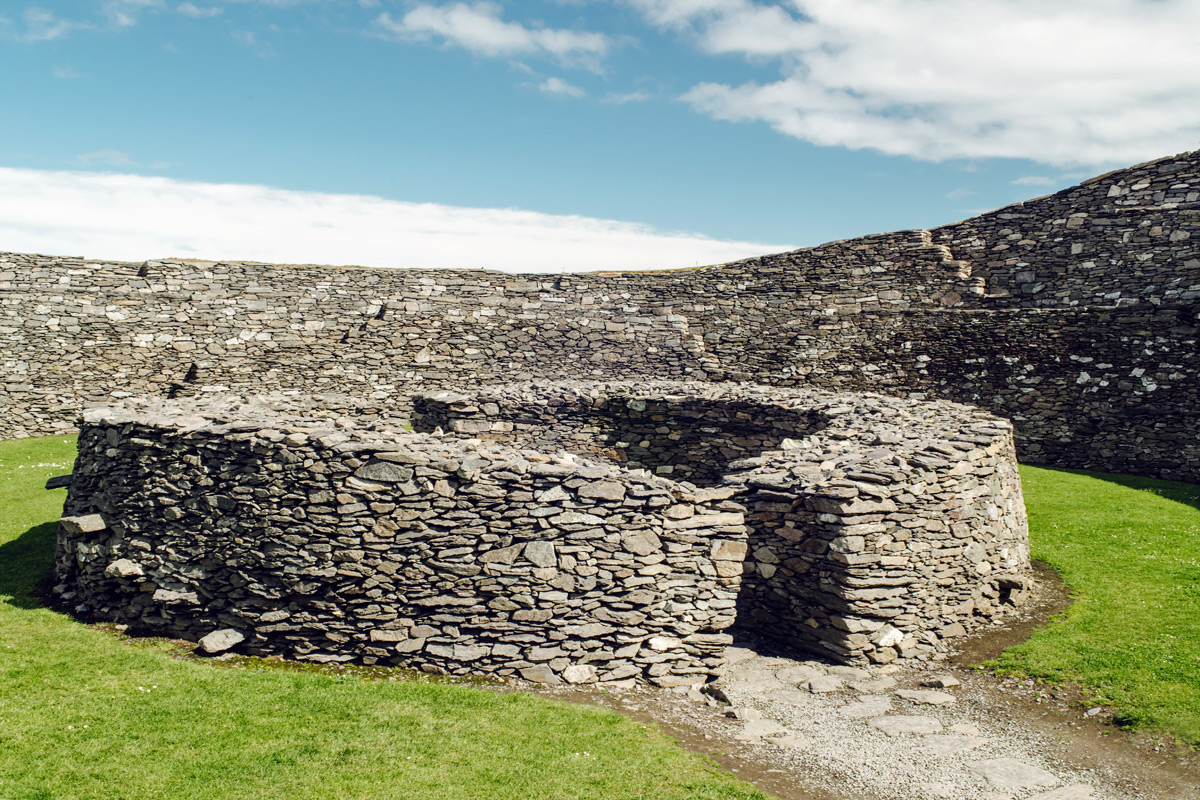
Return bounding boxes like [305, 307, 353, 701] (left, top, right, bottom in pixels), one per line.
[0, 522, 58, 610]
[726, 486, 841, 663]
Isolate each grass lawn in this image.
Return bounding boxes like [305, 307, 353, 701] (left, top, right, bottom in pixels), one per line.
[5, 437, 1199, 800]
[994, 465, 1200, 745]
[0, 435, 768, 800]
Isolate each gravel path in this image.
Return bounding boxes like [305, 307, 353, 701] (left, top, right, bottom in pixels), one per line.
[533, 639, 1199, 800]
[707, 645, 1102, 800]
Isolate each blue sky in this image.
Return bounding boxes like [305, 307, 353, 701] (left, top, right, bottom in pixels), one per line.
[2, 0, 1198, 271]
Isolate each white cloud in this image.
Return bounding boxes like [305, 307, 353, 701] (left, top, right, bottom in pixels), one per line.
[177, 2, 223, 17]
[375, 2, 610, 68]
[538, 77, 585, 97]
[632, 0, 1200, 167]
[17, 8, 80, 41]
[102, 0, 164, 29]
[630, 0, 744, 29]
[634, 0, 815, 54]
[77, 151, 135, 166]
[231, 28, 273, 56]
[602, 89, 653, 104]
[1012, 176, 1055, 186]
[53, 65, 84, 79]
[11, 1, 161, 41]
[0, 167, 788, 272]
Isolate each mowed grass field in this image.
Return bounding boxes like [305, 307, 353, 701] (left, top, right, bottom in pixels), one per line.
[2, 439, 1198, 800]
[0, 435, 768, 800]
[996, 465, 1200, 745]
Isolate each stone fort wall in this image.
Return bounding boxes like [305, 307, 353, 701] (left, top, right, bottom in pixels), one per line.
[54, 384, 1027, 680]
[3, 149, 1198, 480]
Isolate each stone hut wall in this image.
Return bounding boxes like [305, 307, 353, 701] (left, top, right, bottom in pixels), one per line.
[54, 397, 745, 687]
[4, 149, 1199, 481]
[54, 383, 1030, 672]
[413, 383, 827, 487]
[413, 382, 1030, 664]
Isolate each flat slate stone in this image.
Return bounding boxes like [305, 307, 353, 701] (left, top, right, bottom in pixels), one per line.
[776, 664, 823, 685]
[722, 647, 759, 665]
[766, 688, 812, 707]
[735, 720, 788, 741]
[562, 664, 597, 684]
[520, 665, 561, 684]
[827, 666, 871, 679]
[967, 758, 1061, 790]
[920, 733, 988, 756]
[923, 674, 961, 688]
[104, 558, 144, 579]
[850, 676, 897, 693]
[839, 697, 893, 719]
[45, 474, 73, 490]
[896, 689, 956, 705]
[198, 628, 245, 654]
[725, 669, 788, 694]
[577, 480, 626, 501]
[868, 715, 943, 736]
[353, 460, 414, 483]
[523, 540, 557, 568]
[60, 514, 106, 534]
[806, 675, 844, 693]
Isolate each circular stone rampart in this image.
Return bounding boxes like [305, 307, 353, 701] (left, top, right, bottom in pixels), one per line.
[53, 382, 1030, 686]
[415, 381, 1032, 664]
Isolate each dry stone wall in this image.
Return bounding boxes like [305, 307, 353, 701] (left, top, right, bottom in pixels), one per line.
[3, 149, 1199, 481]
[53, 393, 744, 686]
[414, 381, 1030, 664]
[704, 305, 1200, 480]
[54, 383, 1029, 675]
[936, 155, 1200, 307]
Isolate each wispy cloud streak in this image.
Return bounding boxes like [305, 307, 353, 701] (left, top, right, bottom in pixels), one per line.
[0, 167, 788, 272]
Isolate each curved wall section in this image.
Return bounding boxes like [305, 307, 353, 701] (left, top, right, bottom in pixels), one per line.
[53, 383, 1031, 680]
[54, 394, 744, 686]
[4, 149, 1199, 481]
[415, 382, 1031, 664]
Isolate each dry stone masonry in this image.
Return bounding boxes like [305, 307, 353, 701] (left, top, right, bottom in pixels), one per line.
[3, 149, 1197, 481]
[54, 382, 1029, 680]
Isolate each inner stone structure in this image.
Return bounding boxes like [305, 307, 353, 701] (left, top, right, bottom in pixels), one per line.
[55, 381, 1030, 684]
[415, 384, 826, 488]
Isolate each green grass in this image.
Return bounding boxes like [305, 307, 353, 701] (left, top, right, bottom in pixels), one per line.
[0, 435, 768, 800]
[993, 465, 1200, 745]
[7, 438, 1200, 796]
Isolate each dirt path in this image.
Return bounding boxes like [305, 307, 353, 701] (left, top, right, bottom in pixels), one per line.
[530, 568, 1200, 800]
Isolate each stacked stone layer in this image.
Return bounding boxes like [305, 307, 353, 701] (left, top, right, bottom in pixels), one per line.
[415, 381, 1030, 664]
[3, 150, 1197, 481]
[54, 393, 745, 686]
[55, 383, 1030, 678]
